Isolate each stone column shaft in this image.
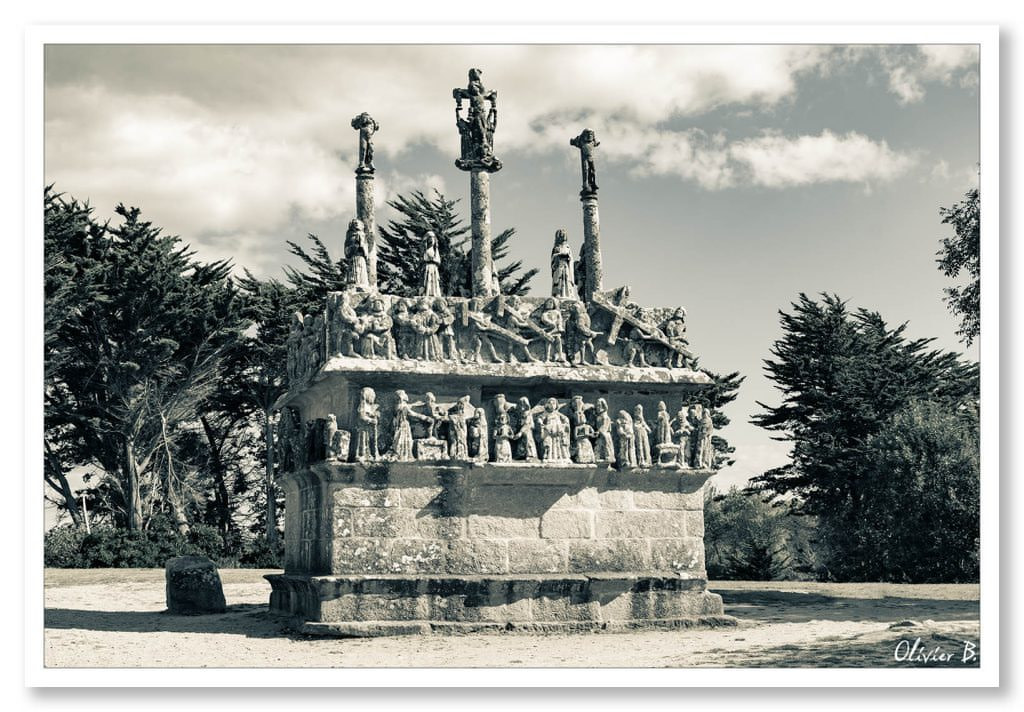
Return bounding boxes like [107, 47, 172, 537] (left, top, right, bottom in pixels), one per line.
[470, 169, 495, 297]
[356, 173, 377, 288]
[581, 193, 603, 300]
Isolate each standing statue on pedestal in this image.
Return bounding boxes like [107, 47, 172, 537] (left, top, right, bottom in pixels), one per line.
[551, 229, 575, 299]
[569, 128, 600, 194]
[566, 301, 599, 365]
[345, 219, 370, 291]
[538, 298, 566, 362]
[514, 396, 539, 462]
[673, 405, 694, 468]
[354, 387, 380, 461]
[286, 312, 304, 382]
[633, 404, 653, 467]
[593, 397, 615, 464]
[615, 410, 636, 470]
[390, 390, 430, 462]
[697, 406, 715, 469]
[538, 398, 571, 463]
[351, 112, 379, 174]
[421, 231, 442, 297]
[469, 407, 489, 463]
[453, 68, 501, 171]
[493, 411, 514, 463]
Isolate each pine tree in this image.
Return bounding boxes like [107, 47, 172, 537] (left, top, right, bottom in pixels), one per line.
[376, 189, 537, 297]
[937, 187, 980, 346]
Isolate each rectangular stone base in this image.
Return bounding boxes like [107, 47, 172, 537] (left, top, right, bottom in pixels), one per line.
[266, 573, 731, 635]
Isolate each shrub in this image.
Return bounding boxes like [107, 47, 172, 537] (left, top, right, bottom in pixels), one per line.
[44, 525, 88, 568]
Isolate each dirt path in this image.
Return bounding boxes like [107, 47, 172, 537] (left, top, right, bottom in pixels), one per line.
[42, 570, 981, 668]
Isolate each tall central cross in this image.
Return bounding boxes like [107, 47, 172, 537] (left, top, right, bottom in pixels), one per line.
[453, 68, 502, 297]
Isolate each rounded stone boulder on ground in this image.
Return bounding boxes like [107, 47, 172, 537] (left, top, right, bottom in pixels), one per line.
[165, 556, 227, 615]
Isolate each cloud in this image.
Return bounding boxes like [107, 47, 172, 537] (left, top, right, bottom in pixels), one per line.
[881, 45, 979, 104]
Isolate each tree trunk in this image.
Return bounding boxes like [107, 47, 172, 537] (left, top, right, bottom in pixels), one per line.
[44, 442, 83, 529]
[161, 413, 190, 536]
[200, 415, 233, 537]
[264, 410, 278, 544]
[124, 438, 144, 531]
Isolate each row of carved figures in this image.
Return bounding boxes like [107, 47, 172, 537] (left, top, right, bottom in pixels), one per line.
[286, 291, 692, 384]
[276, 389, 716, 472]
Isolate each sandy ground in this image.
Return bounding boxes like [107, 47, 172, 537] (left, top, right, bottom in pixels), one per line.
[43, 569, 980, 668]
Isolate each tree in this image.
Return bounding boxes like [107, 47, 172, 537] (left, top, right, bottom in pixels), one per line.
[45, 192, 246, 531]
[376, 189, 537, 297]
[750, 293, 979, 580]
[850, 400, 979, 582]
[937, 187, 980, 346]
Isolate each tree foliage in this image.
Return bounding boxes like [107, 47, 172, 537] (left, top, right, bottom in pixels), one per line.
[937, 187, 980, 346]
[377, 189, 537, 297]
[750, 293, 979, 582]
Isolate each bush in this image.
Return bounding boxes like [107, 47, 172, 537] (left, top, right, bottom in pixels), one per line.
[44, 525, 88, 567]
[44, 519, 284, 569]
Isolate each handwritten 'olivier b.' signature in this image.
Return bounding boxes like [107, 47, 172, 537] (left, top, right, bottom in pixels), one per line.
[894, 638, 978, 664]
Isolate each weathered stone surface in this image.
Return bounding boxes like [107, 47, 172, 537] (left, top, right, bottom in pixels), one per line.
[332, 538, 394, 574]
[446, 540, 508, 574]
[398, 486, 444, 509]
[413, 513, 465, 539]
[507, 539, 566, 574]
[332, 508, 353, 537]
[351, 507, 418, 538]
[165, 556, 226, 614]
[390, 539, 448, 574]
[596, 489, 634, 510]
[685, 509, 705, 538]
[333, 486, 396, 508]
[551, 487, 600, 509]
[567, 539, 649, 572]
[632, 489, 703, 510]
[650, 537, 705, 572]
[595, 510, 686, 540]
[467, 514, 540, 539]
[540, 510, 593, 539]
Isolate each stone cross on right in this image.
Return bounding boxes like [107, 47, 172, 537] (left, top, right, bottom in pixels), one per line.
[570, 128, 604, 301]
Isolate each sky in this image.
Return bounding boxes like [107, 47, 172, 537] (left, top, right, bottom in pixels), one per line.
[43, 43, 980, 495]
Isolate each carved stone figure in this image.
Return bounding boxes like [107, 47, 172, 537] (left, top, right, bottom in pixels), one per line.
[538, 398, 571, 463]
[390, 390, 429, 462]
[360, 297, 395, 359]
[663, 307, 690, 368]
[466, 298, 503, 363]
[329, 291, 362, 358]
[490, 265, 501, 296]
[654, 401, 672, 446]
[392, 301, 414, 359]
[491, 394, 512, 451]
[325, 414, 341, 462]
[350, 112, 380, 174]
[420, 392, 443, 441]
[538, 298, 566, 362]
[501, 295, 538, 363]
[453, 68, 501, 171]
[624, 323, 650, 367]
[469, 407, 489, 463]
[633, 404, 653, 468]
[345, 219, 370, 290]
[686, 404, 704, 468]
[276, 407, 297, 471]
[551, 229, 575, 299]
[354, 387, 380, 461]
[304, 314, 325, 377]
[412, 297, 441, 360]
[568, 396, 595, 465]
[569, 128, 600, 194]
[421, 231, 442, 297]
[593, 397, 615, 464]
[493, 412, 514, 463]
[615, 410, 636, 470]
[446, 397, 470, 460]
[433, 299, 459, 361]
[673, 405, 694, 468]
[697, 406, 715, 469]
[566, 301, 598, 365]
[514, 396, 539, 462]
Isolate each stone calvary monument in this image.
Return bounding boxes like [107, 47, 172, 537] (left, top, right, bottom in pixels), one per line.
[267, 68, 734, 635]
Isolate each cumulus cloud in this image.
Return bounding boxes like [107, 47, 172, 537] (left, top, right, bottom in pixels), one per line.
[42, 44, 940, 270]
[881, 45, 979, 104]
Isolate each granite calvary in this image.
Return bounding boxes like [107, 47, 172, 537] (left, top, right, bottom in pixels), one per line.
[267, 69, 735, 635]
